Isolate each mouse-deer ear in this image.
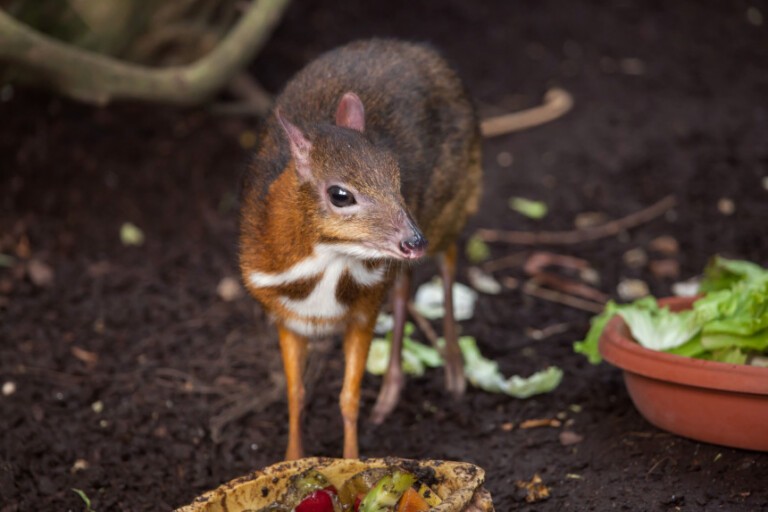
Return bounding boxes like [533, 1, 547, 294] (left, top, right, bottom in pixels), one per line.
[276, 108, 313, 181]
[335, 92, 365, 132]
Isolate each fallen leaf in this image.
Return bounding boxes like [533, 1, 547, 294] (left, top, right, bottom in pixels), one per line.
[509, 197, 548, 219]
[27, 259, 54, 287]
[120, 222, 145, 246]
[465, 236, 491, 263]
[516, 474, 551, 503]
[413, 278, 477, 321]
[467, 266, 502, 294]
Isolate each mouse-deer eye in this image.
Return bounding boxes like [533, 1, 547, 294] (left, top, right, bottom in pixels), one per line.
[327, 186, 356, 207]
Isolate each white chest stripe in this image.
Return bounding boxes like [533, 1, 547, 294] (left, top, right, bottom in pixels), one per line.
[248, 244, 386, 317]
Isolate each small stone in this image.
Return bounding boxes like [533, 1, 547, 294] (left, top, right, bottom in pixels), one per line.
[501, 422, 515, 431]
[649, 235, 679, 255]
[747, 6, 764, 26]
[672, 279, 700, 297]
[762, 176, 768, 191]
[622, 248, 648, 269]
[717, 198, 735, 216]
[617, 278, 649, 301]
[2, 381, 16, 396]
[574, 211, 608, 229]
[91, 400, 104, 414]
[620, 58, 646, 75]
[502, 276, 520, 290]
[568, 404, 583, 414]
[496, 151, 513, 167]
[650, 259, 680, 279]
[27, 259, 54, 287]
[217, 276, 244, 302]
[559, 430, 584, 446]
[579, 267, 600, 286]
[71, 459, 89, 473]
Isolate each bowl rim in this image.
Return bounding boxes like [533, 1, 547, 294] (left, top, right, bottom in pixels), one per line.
[598, 296, 768, 395]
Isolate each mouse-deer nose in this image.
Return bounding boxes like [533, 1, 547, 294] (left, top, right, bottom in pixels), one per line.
[399, 231, 428, 259]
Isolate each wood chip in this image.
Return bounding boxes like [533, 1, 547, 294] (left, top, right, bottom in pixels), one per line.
[71, 346, 99, 366]
[500, 422, 515, 431]
[520, 418, 562, 429]
[649, 235, 679, 255]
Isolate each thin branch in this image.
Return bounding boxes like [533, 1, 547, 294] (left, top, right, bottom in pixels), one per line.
[406, 301, 440, 347]
[0, 0, 290, 105]
[480, 88, 574, 138]
[522, 280, 605, 313]
[476, 195, 676, 245]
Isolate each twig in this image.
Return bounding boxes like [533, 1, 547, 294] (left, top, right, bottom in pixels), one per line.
[525, 322, 571, 341]
[0, 0, 290, 106]
[481, 251, 529, 273]
[406, 301, 440, 347]
[523, 251, 590, 275]
[531, 272, 608, 303]
[480, 88, 573, 138]
[523, 280, 604, 313]
[476, 195, 677, 245]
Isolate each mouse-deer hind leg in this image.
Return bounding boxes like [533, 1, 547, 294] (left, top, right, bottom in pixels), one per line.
[277, 324, 308, 460]
[440, 243, 466, 398]
[370, 268, 411, 424]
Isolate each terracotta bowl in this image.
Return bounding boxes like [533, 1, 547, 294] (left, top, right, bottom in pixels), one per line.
[176, 457, 494, 512]
[599, 296, 768, 452]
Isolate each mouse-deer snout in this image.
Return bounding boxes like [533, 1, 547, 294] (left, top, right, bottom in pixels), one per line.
[398, 224, 428, 259]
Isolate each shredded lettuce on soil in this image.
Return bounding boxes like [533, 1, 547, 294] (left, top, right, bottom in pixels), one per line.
[574, 257, 768, 365]
[368, 325, 562, 397]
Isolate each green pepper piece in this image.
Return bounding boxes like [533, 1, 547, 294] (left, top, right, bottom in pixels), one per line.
[359, 471, 416, 512]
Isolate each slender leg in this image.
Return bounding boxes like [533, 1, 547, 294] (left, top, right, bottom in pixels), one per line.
[340, 319, 375, 459]
[440, 243, 466, 397]
[277, 324, 308, 460]
[370, 269, 411, 424]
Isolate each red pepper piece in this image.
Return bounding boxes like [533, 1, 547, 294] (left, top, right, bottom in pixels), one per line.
[295, 490, 334, 512]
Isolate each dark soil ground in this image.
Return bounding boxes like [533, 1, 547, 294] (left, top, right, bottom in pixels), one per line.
[2, 0, 768, 510]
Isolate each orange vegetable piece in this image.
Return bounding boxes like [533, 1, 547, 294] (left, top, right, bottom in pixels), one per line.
[396, 487, 430, 512]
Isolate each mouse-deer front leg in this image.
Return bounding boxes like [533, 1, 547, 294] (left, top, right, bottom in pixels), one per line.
[370, 268, 411, 424]
[277, 324, 308, 460]
[440, 243, 466, 397]
[340, 316, 376, 459]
